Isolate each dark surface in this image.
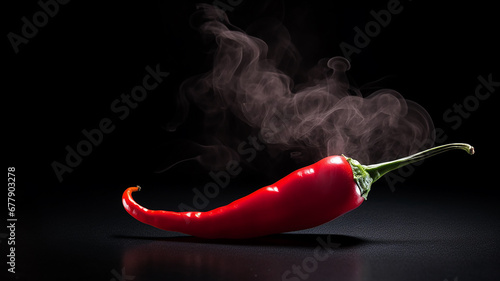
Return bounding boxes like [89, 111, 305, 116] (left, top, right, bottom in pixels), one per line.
[13, 183, 500, 281]
[5, 0, 498, 280]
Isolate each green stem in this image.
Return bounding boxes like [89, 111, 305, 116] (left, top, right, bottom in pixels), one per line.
[344, 143, 474, 199]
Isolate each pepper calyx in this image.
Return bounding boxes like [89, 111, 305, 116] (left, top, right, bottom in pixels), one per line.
[343, 143, 474, 201]
[343, 155, 372, 200]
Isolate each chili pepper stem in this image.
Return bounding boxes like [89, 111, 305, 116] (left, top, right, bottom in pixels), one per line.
[344, 143, 474, 200]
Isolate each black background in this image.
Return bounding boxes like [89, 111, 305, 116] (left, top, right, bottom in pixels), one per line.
[4, 0, 499, 280]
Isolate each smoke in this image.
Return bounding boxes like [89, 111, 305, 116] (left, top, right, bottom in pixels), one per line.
[168, 4, 434, 168]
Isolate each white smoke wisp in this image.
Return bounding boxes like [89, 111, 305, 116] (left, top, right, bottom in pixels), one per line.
[169, 4, 435, 167]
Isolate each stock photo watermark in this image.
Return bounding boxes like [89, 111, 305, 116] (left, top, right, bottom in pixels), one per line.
[339, 0, 408, 61]
[384, 73, 498, 191]
[51, 64, 170, 182]
[177, 133, 266, 218]
[7, 0, 71, 54]
[443, 73, 498, 130]
[6, 167, 17, 274]
[282, 235, 341, 281]
[110, 267, 135, 281]
[176, 106, 293, 221]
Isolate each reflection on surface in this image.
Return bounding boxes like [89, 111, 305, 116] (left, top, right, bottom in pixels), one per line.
[121, 234, 369, 281]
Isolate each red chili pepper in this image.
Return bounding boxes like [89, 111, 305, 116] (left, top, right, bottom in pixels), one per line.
[122, 143, 474, 239]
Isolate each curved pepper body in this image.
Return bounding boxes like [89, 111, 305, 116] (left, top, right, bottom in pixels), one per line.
[123, 143, 474, 239]
[123, 155, 364, 239]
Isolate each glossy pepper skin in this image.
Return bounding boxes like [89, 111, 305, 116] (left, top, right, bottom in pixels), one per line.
[123, 143, 474, 239]
[123, 156, 362, 239]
